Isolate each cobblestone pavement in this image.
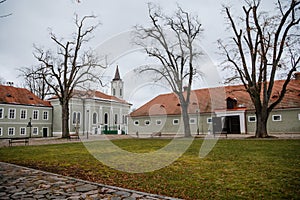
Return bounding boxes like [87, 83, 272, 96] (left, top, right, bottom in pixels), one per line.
[0, 162, 181, 200]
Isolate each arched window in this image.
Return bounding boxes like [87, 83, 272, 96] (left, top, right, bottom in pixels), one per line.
[114, 114, 118, 125]
[104, 113, 109, 124]
[92, 112, 97, 124]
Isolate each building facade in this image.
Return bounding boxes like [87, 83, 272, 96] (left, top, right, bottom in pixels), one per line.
[0, 85, 53, 138]
[50, 67, 132, 137]
[129, 79, 300, 136]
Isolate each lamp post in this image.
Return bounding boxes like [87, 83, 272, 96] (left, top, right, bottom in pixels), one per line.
[86, 110, 89, 139]
[27, 117, 32, 138]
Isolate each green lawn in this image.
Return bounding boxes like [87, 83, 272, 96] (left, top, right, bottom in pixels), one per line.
[0, 139, 299, 199]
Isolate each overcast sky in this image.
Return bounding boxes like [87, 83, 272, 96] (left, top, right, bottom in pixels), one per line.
[0, 0, 274, 108]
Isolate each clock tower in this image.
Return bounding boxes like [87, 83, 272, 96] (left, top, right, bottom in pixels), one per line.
[111, 65, 124, 99]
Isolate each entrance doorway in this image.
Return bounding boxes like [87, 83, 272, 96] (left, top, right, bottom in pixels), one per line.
[43, 128, 48, 137]
[224, 116, 241, 134]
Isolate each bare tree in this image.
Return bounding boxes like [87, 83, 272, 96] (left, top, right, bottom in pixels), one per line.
[134, 3, 203, 137]
[18, 65, 53, 100]
[0, 0, 12, 18]
[218, 0, 300, 138]
[34, 14, 103, 138]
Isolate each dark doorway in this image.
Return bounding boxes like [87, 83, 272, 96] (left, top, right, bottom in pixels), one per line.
[43, 128, 48, 137]
[224, 116, 241, 134]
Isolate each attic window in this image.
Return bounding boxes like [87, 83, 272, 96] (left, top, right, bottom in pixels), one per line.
[226, 97, 237, 109]
[177, 103, 180, 106]
[28, 96, 34, 100]
[272, 94, 278, 99]
[6, 94, 12, 97]
[160, 105, 165, 108]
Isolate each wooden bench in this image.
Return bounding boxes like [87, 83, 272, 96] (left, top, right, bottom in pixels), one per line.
[68, 133, 80, 140]
[9, 137, 29, 147]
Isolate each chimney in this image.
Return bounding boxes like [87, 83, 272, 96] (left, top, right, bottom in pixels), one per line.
[294, 72, 300, 80]
[183, 86, 188, 92]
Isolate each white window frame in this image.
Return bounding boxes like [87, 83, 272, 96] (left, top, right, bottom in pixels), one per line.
[20, 109, 27, 120]
[272, 115, 282, 122]
[173, 119, 179, 125]
[43, 111, 48, 120]
[0, 127, 2, 136]
[33, 110, 39, 120]
[8, 127, 15, 136]
[298, 113, 300, 120]
[32, 127, 38, 135]
[144, 120, 150, 126]
[8, 108, 16, 119]
[156, 120, 162, 125]
[20, 127, 26, 135]
[0, 108, 3, 119]
[248, 116, 256, 122]
[93, 112, 98, 125]
[207, 117, 212, 124]
[189, 118, 196, 124]
[134, 120, 139, 126]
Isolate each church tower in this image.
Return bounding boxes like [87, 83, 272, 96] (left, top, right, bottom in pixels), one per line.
[111, 65, 124, 99]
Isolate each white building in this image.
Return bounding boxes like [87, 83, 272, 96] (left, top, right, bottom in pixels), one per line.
[50, 66, 132, 137]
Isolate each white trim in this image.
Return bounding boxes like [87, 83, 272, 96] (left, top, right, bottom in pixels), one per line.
[8, 108, 16, 119]
[20, 109, 27, 120]
[0, 122, 52, 125]
[20, 127, 26, 135]
[272, 114, 282, 122]
[43, 111, 49, 120]
[298, 113, 300, 120]
[173, 119, 179, 125]
[207, 117, 212, 124]
[0, 127, 2, 136]
[0, 103, 52, 109]
[32, 110, 39, 120]
[8, 127, 15, 136]
[248, 116, 256, 122]
[215, 110, 246, 134]
[189, 118, 196, 124]
[32, 127, 39, 135]
[0, 107, 4, 119]
[144, 120, 150, 126]
[134, 120, 139, 126]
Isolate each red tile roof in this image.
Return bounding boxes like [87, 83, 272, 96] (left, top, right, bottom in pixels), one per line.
[130, 79, 300, 117]
[0, 85, 52, 107]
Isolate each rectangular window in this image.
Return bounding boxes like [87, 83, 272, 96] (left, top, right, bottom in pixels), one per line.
[272, 115, 282, 122]
[20, 127, 26, 135]
[43, 111, 48, 120]
[207, 117, 212, 124]
[0, 127, 2, 136]
[8, 127, 15, 136]
[33, 127, 38, 135]
[173, 119, 179, 125]
[8, 109, 16, 119]
[0, 108, 3, 119]
[134, 120, 139, 126]
[248, 116, 256, 122]
[156, 120, 162, 125]
[33, 110, 39, 120]
[298, 114, 300, 120]
[20, 109, 27, 120]
[144, 120, 150, 125]
[189, 118, 196, 124]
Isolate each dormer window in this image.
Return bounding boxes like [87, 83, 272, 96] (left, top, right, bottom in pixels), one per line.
[226, 97, 237, 109]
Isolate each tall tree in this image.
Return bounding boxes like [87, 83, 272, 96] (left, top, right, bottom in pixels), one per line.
[34, 15, 103, 138]
[219, 0, 300, 138]
[18, 65, 53, 100]
[134, 3, 203, 137]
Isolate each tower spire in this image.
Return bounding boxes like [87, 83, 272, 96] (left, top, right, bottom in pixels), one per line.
[113, 65, 121, 81]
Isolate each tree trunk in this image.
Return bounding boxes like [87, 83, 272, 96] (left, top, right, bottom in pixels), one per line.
[181, 102, 192, 137]
[255, 110, 269, 138]
[61, 101, 70, 138]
